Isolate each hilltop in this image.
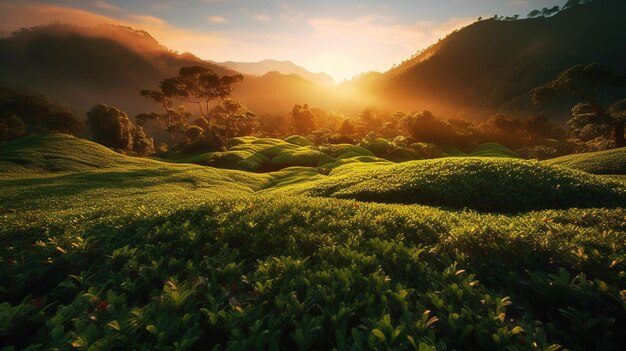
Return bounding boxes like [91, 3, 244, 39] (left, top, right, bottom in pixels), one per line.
[2, 134, 624, 212]
[369, 0, 626, 118]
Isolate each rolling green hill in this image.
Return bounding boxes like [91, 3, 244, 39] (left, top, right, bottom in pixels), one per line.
[544, 147, 626, 174]
[1, 134, 625, 350]
[265, 157, 626, 212]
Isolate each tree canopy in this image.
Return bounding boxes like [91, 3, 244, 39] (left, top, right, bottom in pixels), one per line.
[88, 104, 154, 155]
[531, 63, 626, 147]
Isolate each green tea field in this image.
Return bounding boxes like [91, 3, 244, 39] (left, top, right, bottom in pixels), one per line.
[1, 134, 625, 350]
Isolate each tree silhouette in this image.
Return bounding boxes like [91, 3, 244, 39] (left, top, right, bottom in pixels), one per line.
[88, 104, 154, 154]
[0, 86, 83, 136]
[0, 115, 25, 142]
[399, 111, 454, 145]
[563, 0, 587, 9]
[531, 63, 626, 147]
[137, 88, 191, 144]
[290, 104, 315, 135]
[45, 112, 83, 135]
[185, 125, 204, 143]
[358, 108, 383, 134]
[541, 6, 560, 17]
[87, 104, 135, 150]
[527, 9, 542, 18]
[132, 126, 155, 156]
[169, 66, 243, 138]
[339, 119, 357, 136]
[213, 99, 256, 148]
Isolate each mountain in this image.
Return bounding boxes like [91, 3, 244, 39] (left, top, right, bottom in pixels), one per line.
[369, 0, 626, 120]
[1, 0, 624, 125]
[0, 24, 236, 117]
[0, 23, 345, 120]
[212, 59, 336, 86]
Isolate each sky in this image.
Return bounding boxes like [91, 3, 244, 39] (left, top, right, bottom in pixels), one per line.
[0, 0, 564, 82]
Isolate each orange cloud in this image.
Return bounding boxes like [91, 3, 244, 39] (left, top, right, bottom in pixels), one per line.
[92, 1, 122, 12]
[207, 15, 227, 24]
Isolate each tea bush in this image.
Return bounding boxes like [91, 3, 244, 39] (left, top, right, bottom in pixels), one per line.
[267, 158, 626, 212]
[1, 134, 625, 350]
[544, 147, 626, 175]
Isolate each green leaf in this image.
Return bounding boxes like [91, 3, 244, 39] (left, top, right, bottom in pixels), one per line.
[371, 329, 386, 342]
[146, 325, 158, 335]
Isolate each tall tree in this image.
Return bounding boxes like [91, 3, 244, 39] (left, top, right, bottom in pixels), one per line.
[358, 108, 383, 134]
[213, 99, 256, 148]
[290, 104, 315, 135]
[531, 63, 626, 147]
[168, 66, 243, 138]
[88, 104, 154, 155]
[399, 110, 454, 145]
[137, 88, 191, 144]
[87, 104, 135, 150]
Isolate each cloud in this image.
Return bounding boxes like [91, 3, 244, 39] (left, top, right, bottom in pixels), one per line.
[127, 15, 166, 26]
[207, 15, 227, 24]
[254, 14, 271, 22]
[92, 1, 122, 12]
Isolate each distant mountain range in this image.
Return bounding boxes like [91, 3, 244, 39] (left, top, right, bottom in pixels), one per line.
[0, 0, 624, 122]
[0, 24, 340, 118]
[210, 59, 335, 86]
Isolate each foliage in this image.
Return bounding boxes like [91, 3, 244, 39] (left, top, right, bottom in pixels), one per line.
[531, 63, 626, 147]
[213, 99, 257, 148]
[0, 115, 26, 143]
[87, 104, 154, 155]
[1, 134, 626, 350]
[290, 104, 316, 135]
[0, 86, 83, 141]
[469, 143, 520, 158]
[399, 111, 454, 145]
[358, 136, 395, 157]
[87, 104, 135, 151]
[2, 150, 626, 350]
[266, 157, 626, 212]
[544, 147, 626, 175]
[284, 135, 313, 147]
[479, 115, 564, 150]
[163, 66, 244, 139]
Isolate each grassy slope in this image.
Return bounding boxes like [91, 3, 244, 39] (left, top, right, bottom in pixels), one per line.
[1, 135, 625, 350]
[265, 158, 626, 212]
[165, 136, 518, 173]
[0, 134, 272, 226]
[544, 147, 626, 175]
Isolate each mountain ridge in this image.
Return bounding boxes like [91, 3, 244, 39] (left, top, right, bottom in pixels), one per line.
[371, 0, 626, 119]
[210, 59, 336, 86]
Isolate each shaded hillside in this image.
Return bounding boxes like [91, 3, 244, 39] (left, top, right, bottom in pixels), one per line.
[212, 59, 335, 86]
[0, 24, 352, 119]
[377, 0, 626, 119]
[0, 24, 236, 117]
